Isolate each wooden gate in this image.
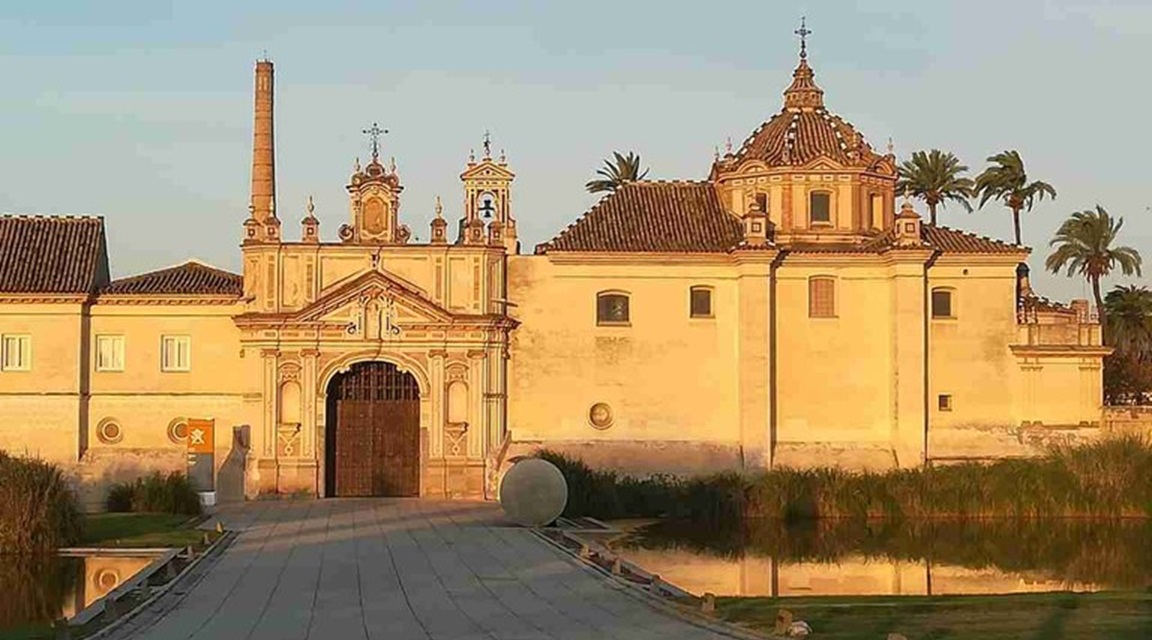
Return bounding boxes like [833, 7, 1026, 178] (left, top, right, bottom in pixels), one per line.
[327, 361, 420, 497]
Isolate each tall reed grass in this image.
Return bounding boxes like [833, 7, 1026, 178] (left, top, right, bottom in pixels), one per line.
[106, 471, 203, 516]
[538, 435, 1152, 523]
[0, 451, 84, 554]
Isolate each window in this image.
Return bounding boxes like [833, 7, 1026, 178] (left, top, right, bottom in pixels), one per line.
[808, 277, 836, 318]
[931, 288, 955, 319]
[938, 394, 953, 412]
[96, 335, 125, 372]
[690, 287, 713, 318]
[0, 335, 31, 371]
[161, 335, 191, 371]
[596, 292, 630, 325]
[752, 192, 768, 213]
[870, 194, 884, 229]
[810, 192, 831, 225]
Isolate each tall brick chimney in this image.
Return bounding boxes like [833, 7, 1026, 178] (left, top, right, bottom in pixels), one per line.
[250, 59, 276, 224]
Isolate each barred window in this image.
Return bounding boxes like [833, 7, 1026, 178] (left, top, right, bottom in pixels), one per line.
[96, 335, 124, 372]
[808, 277, 836, 318]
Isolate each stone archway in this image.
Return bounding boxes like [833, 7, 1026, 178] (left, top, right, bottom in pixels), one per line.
[324, 361, 420, 497]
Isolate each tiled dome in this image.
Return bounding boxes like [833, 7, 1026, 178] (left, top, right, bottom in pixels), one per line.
[730, 56, 883, 170]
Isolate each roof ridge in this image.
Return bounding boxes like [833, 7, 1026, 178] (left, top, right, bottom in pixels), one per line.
[0, 213, 104, 221]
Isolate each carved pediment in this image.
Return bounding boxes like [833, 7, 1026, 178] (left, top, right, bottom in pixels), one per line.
[294, 270, 453, 326]
[460, 160, 516, 181]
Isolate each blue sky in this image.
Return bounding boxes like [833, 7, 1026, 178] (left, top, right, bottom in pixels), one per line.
[1, 0, 1149, 301]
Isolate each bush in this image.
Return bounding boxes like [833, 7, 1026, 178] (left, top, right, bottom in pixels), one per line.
[0, 451, 84, 553]
[538, 435, 1152, 524]
[105, 472, 202, 516]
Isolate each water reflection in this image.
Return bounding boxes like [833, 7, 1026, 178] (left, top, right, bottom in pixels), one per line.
[0, 554, 155, 631]
[610, 519, 1152, 597]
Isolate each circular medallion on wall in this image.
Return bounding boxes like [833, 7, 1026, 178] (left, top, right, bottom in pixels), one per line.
[94, 568, 121, 595]
[588, 402, 614, 430]
[167, 418, 189, 445]
[96, 418, 123, 445]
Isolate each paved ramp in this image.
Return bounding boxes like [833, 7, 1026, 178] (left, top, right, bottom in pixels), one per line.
[106, 499, 732, 640]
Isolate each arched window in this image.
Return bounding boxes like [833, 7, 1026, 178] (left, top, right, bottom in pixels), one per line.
[596, 291, 630, 325]
[753, 192, 768, 213]
[932, 288, 955, 319]
[808, 276, 836, 318]
[810, 191, 832, 225]
[690, 286, 713, 318]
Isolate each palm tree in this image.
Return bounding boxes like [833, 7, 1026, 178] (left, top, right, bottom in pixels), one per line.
[1045, 205, 1142, 335]
[973, 150, 1057, 246]
[1104, 285, 1152, 355]
[895, 149, 974, 226]
[585, 151, 649, 194]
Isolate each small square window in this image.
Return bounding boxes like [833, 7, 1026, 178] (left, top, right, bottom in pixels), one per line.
[596, 294, 630, 325]
[0, 334, 31, 371]
[690, 287, 713, 318]
[932, 289, 954, 319]
[161, 335, 191, 372]
[938, 394, 953, 412]
[96, 335, 125, 372]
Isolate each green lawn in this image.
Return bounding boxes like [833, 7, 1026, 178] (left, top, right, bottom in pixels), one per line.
[80, 512, 214, 549]
[717, 591, 1152, 639]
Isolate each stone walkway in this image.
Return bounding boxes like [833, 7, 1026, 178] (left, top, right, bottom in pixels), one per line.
[106, 499, 732, 640]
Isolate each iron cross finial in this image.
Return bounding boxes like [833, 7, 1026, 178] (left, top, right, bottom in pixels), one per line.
[795, 17, 812, 60]
[482, 130, 492, 158]
[362, 122, 389, 162]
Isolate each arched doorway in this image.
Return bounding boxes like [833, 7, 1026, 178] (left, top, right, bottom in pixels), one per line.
[324, 361, 420, 497]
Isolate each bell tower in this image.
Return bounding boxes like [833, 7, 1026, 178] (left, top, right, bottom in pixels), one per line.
[339, 123, 411, 244]
[458, 132, 518, 253]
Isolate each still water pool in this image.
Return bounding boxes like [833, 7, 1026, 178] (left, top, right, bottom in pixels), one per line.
[608, 518, 1152, 597]
[0, 554, 155, 633]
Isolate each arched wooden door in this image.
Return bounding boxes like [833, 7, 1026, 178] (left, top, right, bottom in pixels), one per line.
[324, 361, 420, 497]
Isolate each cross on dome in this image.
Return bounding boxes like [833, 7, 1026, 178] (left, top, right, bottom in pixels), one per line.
[794, 16, 812, 60]
[362, 122, 388, 162]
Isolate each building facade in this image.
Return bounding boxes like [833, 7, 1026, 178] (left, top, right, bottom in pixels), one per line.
[0, 49, 1108, 508]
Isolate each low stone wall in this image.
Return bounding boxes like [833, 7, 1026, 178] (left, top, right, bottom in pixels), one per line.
[1101, 406, 1152, 438]
[506, 439, 744, 477]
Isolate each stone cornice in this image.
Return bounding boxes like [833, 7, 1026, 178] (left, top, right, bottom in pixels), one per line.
[0, 294, 89, 305]
[1009, 345, 1113, 358]
[94, 295, 243, 306]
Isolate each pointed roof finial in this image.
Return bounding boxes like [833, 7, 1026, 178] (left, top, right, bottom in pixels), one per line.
[469, 148, 476, 163]
[354, 156, 361, 173]
[306, 195, 315, 215]
[887, 137, 894, 156]
[902, 186, 912, 206]
[434, 195, 443, 219]
[389, 156, 397, 174]
[795, 16, 812, 61]
[499, 148, 506, 164]
[268, 195, 276, 216]
[714, 146, 720, 161]
[482, 130, 492, 158]
[725, 137, 733, 154]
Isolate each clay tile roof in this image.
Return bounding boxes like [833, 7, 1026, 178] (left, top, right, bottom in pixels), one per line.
[535, 181, 743, 254]
[921, 225, 1024, 254]
[0, 215, 110, 294]
[101, 260, 243, 296]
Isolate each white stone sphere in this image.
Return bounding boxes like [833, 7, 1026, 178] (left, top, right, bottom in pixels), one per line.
[499, 458, 568, 527]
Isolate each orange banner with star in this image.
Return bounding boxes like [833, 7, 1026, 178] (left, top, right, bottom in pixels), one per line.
[186, 418, 215, 454]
